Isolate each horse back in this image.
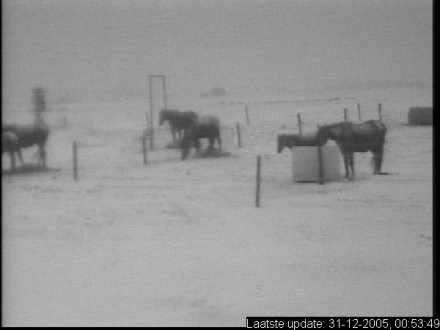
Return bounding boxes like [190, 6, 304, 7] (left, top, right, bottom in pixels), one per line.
[161, 109, 180, 117]
[355, 120, 386, 133]
[191, 115, 220, 137]
[343, 120, 386, 151]
[197, 115, 220, 127]
[163, 110, 198, 129]
[347, 119, 383, 136]
[178, 111, 198, 128]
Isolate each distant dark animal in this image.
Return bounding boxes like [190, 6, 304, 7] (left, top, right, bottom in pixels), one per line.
[408, 107, 432, 126]
[316, 120, 387, 179]
[201, 86, 227, 98]
[181, 115, 222, 160]
[159, 109, 198, 144]
[2, 118, 49, 168]
[2, 131, 20, 171]
[277, 132, 326, 153]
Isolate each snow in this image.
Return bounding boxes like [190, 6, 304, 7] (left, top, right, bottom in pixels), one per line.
[2, 86, 432, 325]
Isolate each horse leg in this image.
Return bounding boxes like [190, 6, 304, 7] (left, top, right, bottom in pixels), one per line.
[217, 134, 222, 151]
[377, 152, 383, 174]
[40, 146, 47, 168]
[343, 153, 349, 179]
[9, 151, 16, 171]
[349, 153, 355, 180]
[208, 137, 215, 152]
[171, 128, 176, 144]
[375, 145, 384, 174]
[371, 152, 378, 174]
[195, 138, 201, 152]
[216, 128, 222, 150]
[17, 148, 24, 166]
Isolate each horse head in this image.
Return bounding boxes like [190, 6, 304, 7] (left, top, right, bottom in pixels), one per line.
[277, 134, 287, 153]
[316, 123, 345, 144]
[316, 126, 328, 144]
[159, 109, 166, 126]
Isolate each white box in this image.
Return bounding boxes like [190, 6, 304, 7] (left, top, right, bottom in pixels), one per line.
[292, 145, 341, 182]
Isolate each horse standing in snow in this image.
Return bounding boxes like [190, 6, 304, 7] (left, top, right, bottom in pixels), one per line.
[316, 120, 387, 180]
[2, 117, 50, 168]
[159, 109, 198, 145]
[180, 115, 222, 160]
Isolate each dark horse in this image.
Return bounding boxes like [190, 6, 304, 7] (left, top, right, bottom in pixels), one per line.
[2, 118, 49, 168]
[2, 131, 20, 171]
[277, 132, 326, 153]
[181, 115, 222, 160]
[316, 120, 387, 179]
[159, 109, 198, 144]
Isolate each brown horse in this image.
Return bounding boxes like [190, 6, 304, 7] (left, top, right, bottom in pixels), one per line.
[2, 118, 49, 168]
[181, 115, 222, 160]
[159, 109, 198, 144]
[316, 120, 387, 179]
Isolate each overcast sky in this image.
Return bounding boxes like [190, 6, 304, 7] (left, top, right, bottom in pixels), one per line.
[2, 0, 432, 104]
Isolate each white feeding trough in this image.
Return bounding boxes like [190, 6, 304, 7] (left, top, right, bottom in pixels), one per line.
[292, 144, 341, 183]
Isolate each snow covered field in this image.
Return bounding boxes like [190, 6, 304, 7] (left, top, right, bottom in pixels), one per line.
[2, 86, 432, 326]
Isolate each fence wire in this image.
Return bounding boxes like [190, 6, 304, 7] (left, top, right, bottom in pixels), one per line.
[3, 96, 424, 184]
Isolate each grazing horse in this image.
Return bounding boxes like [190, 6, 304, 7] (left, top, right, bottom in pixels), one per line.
[181, 115, 222, 160]
[2, 118, 49, 168]
[159, 109, 198, 144]
[277, 132, 326, 153]
[2, 131, 20, 171]
[316, 120, 387, 179]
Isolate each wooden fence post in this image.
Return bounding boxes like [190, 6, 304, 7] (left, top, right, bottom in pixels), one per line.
[297, 113, 303, 136]
[378, 103, 382, 121]
[236, 122, 242, 148]
[357, 103, 361, 121]
[317, 145, 324, 185]
[148, 76, 154, 150]
[256, 155, 261, 207]
[73, 141, 78, 181]
[142, 135, 148, 165]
